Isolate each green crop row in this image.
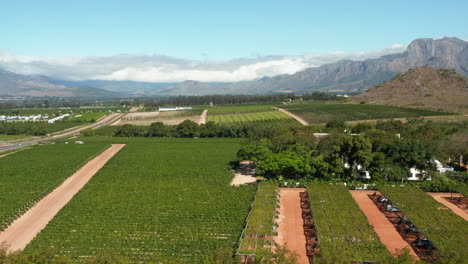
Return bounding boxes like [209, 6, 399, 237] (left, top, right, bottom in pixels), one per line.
[238, 181, 277, 255]
[0, 143, 110, 230]
[207, 105, 275, 115]
[207, 111, 292, 124]
[26, 138, 255, 263]
[307, 184, 390, 262]
[279, 102, 451, 124]
[379, 186, 468, 262]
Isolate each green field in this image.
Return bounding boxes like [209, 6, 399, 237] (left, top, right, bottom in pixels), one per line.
[0, 143, 109, 230]
[208, 105, 275, 115]
[307, 184, 390, 262]
[379, 186, 468, 262]
[0, 134, 31, 141]
[207, 111, 294, 124]
[238, 181, 277, 255]
[280, 102, 452, 124]
[26, 138, 255, 263]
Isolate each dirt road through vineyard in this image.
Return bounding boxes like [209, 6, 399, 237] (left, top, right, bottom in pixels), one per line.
[0, 144, 126, 252]
[274, 188, 309, 264]
[349, 190, 419, 259]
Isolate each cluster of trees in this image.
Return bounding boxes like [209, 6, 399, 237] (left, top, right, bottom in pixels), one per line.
[85, 120, 299, 139]
[141, 92, 346, 108]
[238, 118, 468, 181]
[0, 122, 68, 136]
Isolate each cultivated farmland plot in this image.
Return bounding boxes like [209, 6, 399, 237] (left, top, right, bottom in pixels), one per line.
[0, 143, 110, 230]
[307, 184, 390, 262]
[237, 181, 277, 256]
[26, 138, 255, 263]
[379, 186, 468, 262]
[116, 110, 203, 126]
[280, 102, 452, 124]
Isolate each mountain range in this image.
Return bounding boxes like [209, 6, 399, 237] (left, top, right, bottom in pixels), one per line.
[0, 37, 467, 97]
[0, 68, 121, 98]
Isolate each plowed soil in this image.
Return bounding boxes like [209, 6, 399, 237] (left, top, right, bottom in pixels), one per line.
[0, 144, 125, 252]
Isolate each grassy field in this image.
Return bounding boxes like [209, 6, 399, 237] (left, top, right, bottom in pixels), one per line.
[307, 184, 390, 262]
[280, 102, 452, 124]
[26, 138, 255, 263]
[0, 134, 31, 141]
[379, 186, 468, 262]
[0, 143, 109, 230]
[207, 111, 294, 124]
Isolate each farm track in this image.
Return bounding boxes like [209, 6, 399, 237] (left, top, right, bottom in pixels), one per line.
[427, 193, 468, 220]
[198, 109, 208, 124]
[349, 190, 419, 259]
[274, 188, 309, 264]
[276, 108, 309, 126]
[0, 144, 125, 252]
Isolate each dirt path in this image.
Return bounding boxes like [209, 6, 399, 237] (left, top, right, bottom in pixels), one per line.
[427, 192, 468, 220]
[349, 190, 419, 259]
[230, 160, 257, 186]
[0, 144, 126, 252]
[276, 108, 309, 126]
[198, 109, 208, 124]
[274, 188, 309, 264]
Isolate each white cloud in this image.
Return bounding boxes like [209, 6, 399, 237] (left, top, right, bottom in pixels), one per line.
[391, 43, 405, 49]
[0, 43, 407, 82]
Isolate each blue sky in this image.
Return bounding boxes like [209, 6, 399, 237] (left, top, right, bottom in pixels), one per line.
[0, 1, 466, 82]
[1, 0, 467, 59]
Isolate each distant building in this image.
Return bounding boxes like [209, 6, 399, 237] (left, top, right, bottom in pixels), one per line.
[159, 106, 193, 111]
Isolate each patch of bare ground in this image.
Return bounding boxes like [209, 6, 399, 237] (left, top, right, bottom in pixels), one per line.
[427, 192, 468, 220]
[274, 188, 309, 264]
[0, 144, 125, 252]
[349, 190, 420, 259]
[276, 108, 309, 126]
[198, 109, 208, 124]
[230, 161, 258, 186]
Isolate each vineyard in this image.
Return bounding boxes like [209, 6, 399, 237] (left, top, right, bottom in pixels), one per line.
[279, 102, 452, 124]
[379, 186, 468, 262]
[0, 143, 109, 230]
[207, 105, 275, 115]
[237, 182, 277, 257]
[207, 111, 294, 124]
[26, 138, 255, 263]
[307, 184, 390, 262]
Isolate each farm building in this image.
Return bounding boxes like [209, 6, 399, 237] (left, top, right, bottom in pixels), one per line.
[159, 106, 193, 111]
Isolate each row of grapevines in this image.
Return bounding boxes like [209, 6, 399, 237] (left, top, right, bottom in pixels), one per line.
[207, 105, 274, 115]
[26, 138, 255, 263]
[307, 184, 390, 263]
[280, 102, 450, 123]
[207, 111, 292, 124]
[238, 181, 277, 255]
[379, 186, 468, 262]
[0, 143, 110, 230]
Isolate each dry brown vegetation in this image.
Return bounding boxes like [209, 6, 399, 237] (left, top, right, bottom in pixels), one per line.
[353, 67, 468, 114]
